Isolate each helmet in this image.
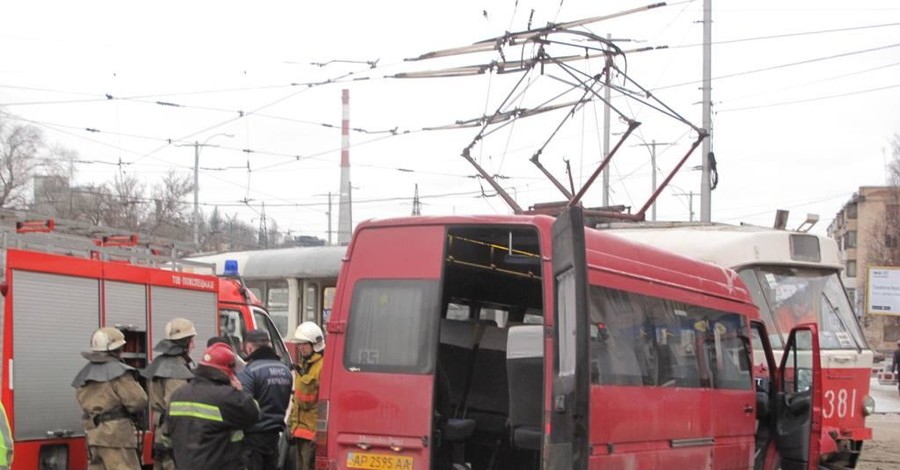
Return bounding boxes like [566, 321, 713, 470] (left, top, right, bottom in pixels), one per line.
[200, 343, 236, 375]
[291, 322, 325, 352]
[165, 318, 197, 340]
[91, 327, 127, 352]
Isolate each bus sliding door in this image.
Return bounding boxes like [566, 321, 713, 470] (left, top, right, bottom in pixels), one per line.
[549, 207, 590, 470]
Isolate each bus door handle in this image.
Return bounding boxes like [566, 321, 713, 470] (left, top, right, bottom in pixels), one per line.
[830, 355, 853, 363]
[743, 404, 754, 414]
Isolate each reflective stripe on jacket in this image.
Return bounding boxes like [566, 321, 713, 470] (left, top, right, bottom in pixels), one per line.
[0, 402, 12, 468]
[288, 353, 323, 441]
[167, 366, 260, 470]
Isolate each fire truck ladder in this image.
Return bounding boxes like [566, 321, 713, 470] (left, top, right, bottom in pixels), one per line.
[0, 211, 212, 281]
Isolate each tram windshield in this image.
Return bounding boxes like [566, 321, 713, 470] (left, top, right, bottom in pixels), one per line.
[739, 266, 867, 350]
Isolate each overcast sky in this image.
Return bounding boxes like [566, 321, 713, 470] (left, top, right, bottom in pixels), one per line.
[2, 0, 899, 241]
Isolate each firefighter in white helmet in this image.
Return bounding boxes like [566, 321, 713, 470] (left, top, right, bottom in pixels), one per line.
[72, 327, 149, 470]
[141, 318, 197, 470]
[287, 322, 325, 470]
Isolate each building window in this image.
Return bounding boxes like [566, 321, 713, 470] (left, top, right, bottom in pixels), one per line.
[845, 288, 856, 306]
[846, 260, 857, 278]
[888, 204, 900, 221]
[887, 233, 898, 248]
[846, 203, 857, 220]
[843, 231, 857, 249]
[885, 322, 900, 342]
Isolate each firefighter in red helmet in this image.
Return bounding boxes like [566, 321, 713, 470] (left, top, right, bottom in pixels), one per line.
[166, 342, 260, 470]
[72, 327, 149, 470]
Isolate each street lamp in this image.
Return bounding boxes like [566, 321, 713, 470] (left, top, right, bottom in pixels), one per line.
[189, 133, 233, 248]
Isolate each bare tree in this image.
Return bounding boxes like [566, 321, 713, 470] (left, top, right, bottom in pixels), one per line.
[107, 173, 146, 229]
[0, 119, 43, 208]
[145, 170, 193, 239]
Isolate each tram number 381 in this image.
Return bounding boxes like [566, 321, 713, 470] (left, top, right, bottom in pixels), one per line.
[823, 388, 857, 419]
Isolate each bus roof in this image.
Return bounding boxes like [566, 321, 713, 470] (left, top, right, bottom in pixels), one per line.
[355, 214, 756, 310]
[600, 222, 842, 271]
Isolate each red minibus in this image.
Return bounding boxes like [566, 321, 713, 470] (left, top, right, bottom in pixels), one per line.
[317, 208, 824, 470]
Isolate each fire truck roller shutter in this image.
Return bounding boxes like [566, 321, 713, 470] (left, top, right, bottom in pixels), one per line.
[104, 281, 147, 332]
[12, 270, 99, 440]
[150, 287, 216, 365]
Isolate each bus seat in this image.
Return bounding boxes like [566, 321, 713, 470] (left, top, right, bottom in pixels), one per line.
[465, 325, 510, 434]
[506, 325, 543, 450]
[439, 319, 477, 409]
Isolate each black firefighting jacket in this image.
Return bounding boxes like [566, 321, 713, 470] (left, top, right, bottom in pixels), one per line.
[166, 365, 260, 470]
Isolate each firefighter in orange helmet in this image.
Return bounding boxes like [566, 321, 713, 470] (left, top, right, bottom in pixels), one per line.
[287, 322, 325, 470]
[72, 327, 149, 470]
[141, 318, 197, 470]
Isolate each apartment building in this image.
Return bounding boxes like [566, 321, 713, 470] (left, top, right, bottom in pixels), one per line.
[828, 186, 900, 352]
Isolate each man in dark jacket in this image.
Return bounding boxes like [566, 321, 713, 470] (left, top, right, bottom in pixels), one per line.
[237, 329, 293, 470]
[167, 343, 260, 470]
[893, 340, 900, 396]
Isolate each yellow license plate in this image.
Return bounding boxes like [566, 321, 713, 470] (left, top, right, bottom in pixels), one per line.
[346, 451, 414, 470]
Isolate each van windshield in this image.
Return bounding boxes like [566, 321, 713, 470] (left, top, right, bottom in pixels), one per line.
[743, 266, 867, 350]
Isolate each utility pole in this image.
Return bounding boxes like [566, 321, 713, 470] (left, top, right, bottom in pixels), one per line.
[412, 184, 422, 216]
[675, 191, 698, 222]
[193, 142, 200, 247]
[635, 140, 671, 221]
[181, 133, 232, 248]
[700, 0, 713, 222]
[602, 33, 612, 207]
[326, 192, 333, 246]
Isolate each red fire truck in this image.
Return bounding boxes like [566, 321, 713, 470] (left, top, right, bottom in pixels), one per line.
[317, 208, 825, 470]
[0, 227, 220, 470]
[215, 264, 293, 367]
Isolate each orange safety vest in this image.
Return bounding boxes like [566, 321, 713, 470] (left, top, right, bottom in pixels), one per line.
[289, 353, 323, 441]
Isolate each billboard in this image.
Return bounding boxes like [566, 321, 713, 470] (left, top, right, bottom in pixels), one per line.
[866, 266, 900, 316]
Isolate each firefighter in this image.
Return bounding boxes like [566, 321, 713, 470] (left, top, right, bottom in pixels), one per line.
[236, 329, 292, 470]
[0, 401, 12, 470]
[72, 327, 149, 470]
[141, 318, 197, 470]
[167, 342, 260, 470]
[287, 322, 325, 470]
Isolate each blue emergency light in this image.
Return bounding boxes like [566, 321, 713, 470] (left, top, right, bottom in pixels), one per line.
[223, 259, 240, 276]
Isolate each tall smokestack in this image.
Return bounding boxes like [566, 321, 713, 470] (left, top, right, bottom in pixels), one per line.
[337, 89, 352, 245]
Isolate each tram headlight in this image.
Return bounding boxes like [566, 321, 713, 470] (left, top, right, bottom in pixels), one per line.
[862, 395, 876, 416]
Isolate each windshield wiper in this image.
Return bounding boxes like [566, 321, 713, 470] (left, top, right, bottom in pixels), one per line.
[821, 292, 862, 353]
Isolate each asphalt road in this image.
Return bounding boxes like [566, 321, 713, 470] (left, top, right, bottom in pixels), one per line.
[858, 379, 900, 470]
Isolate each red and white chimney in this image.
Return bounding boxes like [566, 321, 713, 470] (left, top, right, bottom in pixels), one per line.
[337, 89, 352, 245]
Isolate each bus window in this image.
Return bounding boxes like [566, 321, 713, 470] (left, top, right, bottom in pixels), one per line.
[305, 284, 319, 324]
[323, 286, 336, 323]
[446, 302, 470, 321]
[701, 312, 752, 390]
[344, 280, 440, 374]
[480, 307, 508, 327]
[589, 287, 702, 388]
[266, 281, 290, 336]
